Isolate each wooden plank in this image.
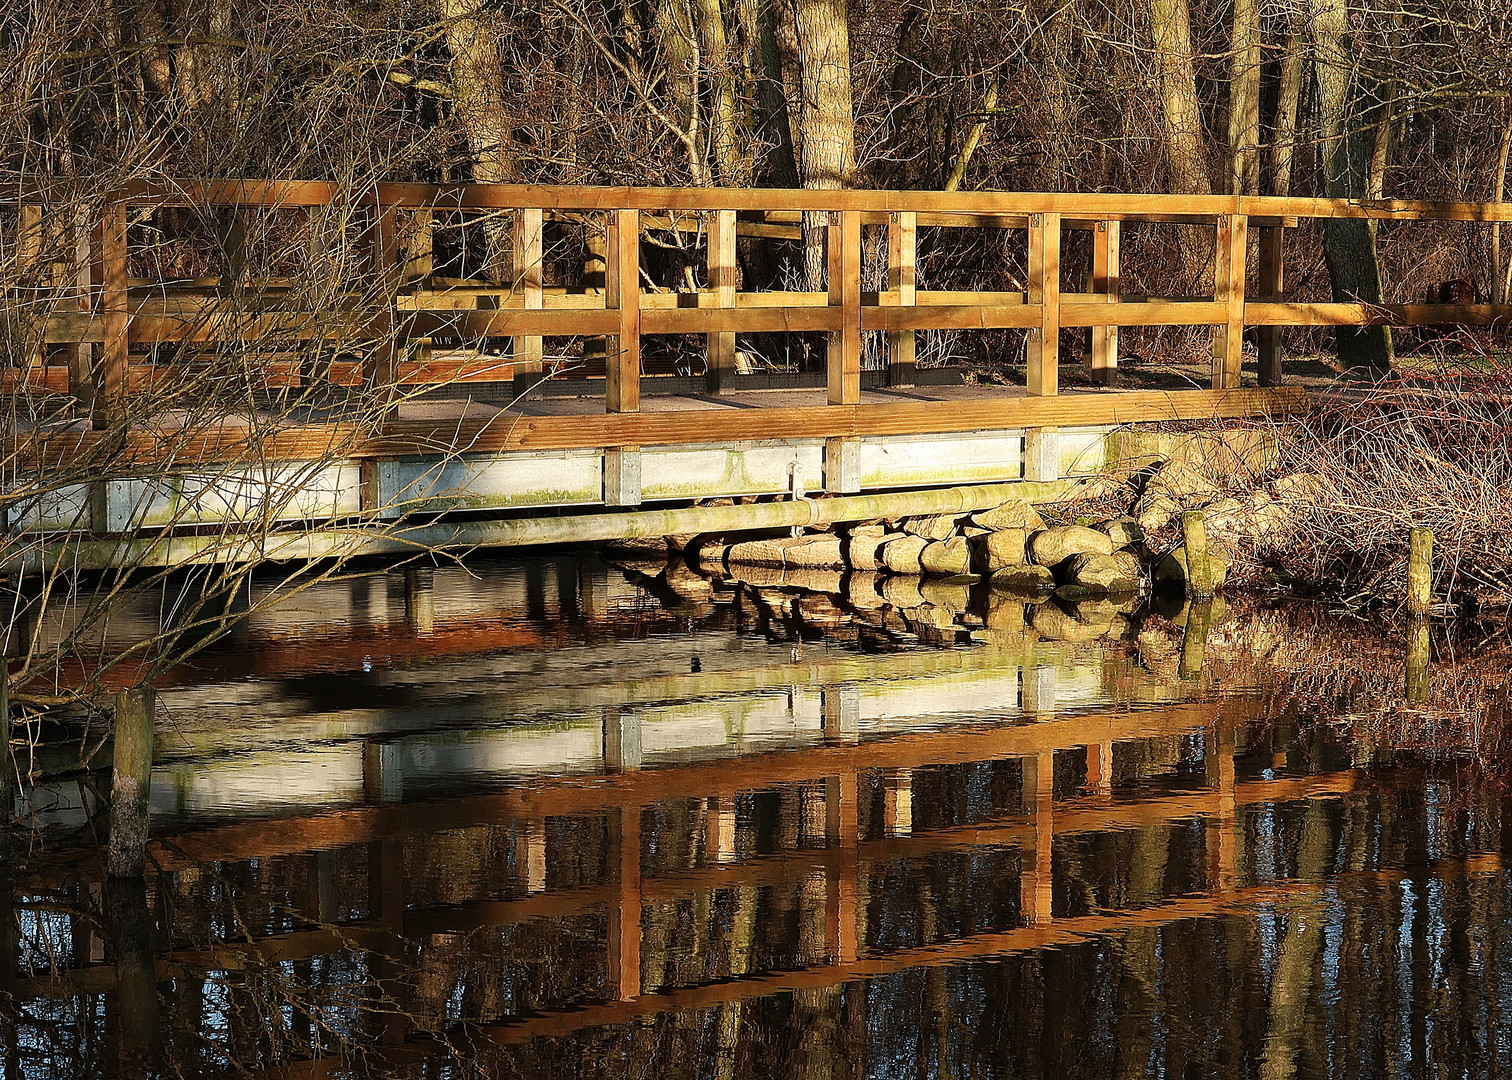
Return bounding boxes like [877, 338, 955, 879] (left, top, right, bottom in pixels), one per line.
[1058, 301, 1228, 328]
[1212, 214, 1247, 390]
[1256, 225, 1284, 386]
[92, 202, 129, 426]
[606, 209, 640, 413]
[116, 180, 1512, 223]
[887, 211, 917, 386]
[66, 208, 94, 405]
[828, 210, 862, 405]
[1027, 213, 1060, 396]
[409, 309, 619, 338]
[366, 204, 402, 389]
[705, 208, 737, 393]
[1246, 301, 1512, 327]
[642, 307, 841, 335]
[1089, 220, 1120, 386]
[861, 306, 1040, 332]
[511, 208, 544, 399]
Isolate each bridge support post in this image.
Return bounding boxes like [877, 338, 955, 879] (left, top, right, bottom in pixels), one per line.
[1020, 752, 1054, 926]
[705, 208, 738, 393]
[1257, 224, 1284, 386]
[828, 210, 862, 405]
[604, 448, 641, 506]
[887, 211, 917, 387]
[1023, 427, 1058, 483]
[1213, 213, 1248, 390]
[91, 200, 130, 428]
[107, 687, 154, 878]
[603, 705, 643, 771]
[823, 437, 859, 494]
[365, 202, 402, 393]
[608, 806, 642, 1000]
[1027, 212, 1060, 396]
[512, 208, 544, 401]
[606, 208, 641, 413]
[1089, 220, 1120, 385]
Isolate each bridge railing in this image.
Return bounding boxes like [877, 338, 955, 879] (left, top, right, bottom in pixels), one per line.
[6, 183, 1512, 430]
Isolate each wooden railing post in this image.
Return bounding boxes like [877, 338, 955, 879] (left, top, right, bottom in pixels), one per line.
[68, 206, 95, 410]
[705, 208, 737, 393]
[1089, 219, 1120, 386]
[91, 199, 130, 428]
[886, 211, 917, 387]
[365, 201, 401, 391]
[511, 208, 544, 401]
[827, 210, 861, 405]
[1256, 224, 1284, 386]
[1213, 213, 1248, 390]
[606, 208, 641, 413]
[1027, 212, 1060, 396]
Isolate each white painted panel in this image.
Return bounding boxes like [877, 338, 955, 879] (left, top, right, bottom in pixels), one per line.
[857, 431, 1024, 489]
[8, 483, 91, 533]
[640, 443, 825, 502]
[378, 451, 601, 518]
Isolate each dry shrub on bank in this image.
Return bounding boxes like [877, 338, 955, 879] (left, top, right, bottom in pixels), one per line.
[1268, 357, 1512, 609]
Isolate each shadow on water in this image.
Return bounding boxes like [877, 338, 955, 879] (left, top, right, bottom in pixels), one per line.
[2, 550, 1512, 1077]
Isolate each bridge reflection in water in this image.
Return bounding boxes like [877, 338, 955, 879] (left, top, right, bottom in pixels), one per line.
[3, 556, 1508, 1079]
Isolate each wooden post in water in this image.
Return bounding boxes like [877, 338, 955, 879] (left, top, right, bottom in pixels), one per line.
[107, 687, 155, 878]
[1182, 510, 1215, 600]
[107, 877, 162, 1072]
[1408, 527, 1433, 617]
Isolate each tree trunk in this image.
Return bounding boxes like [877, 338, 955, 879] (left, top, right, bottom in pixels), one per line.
[1149, 0, 1211, 196]
[696, 0, 749, 186]
[1269, 33, 1305, 196]
[442, 0, 518, 282]
[787, 0, 856, 288]
[1226, 0, 1263, 195]
[1309, 0, 1393, 374]
[653, 0, 704, 181]
[1493, 109, 1511, 304]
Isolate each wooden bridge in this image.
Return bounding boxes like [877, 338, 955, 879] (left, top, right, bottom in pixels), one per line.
[6, 183, 1511, 559]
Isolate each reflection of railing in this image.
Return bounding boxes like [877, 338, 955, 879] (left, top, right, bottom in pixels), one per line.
[13, 182, 1512, 435]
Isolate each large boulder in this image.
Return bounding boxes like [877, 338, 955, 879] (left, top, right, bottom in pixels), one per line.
[1110, 549, 1143, 584]
[1029, 525, 1114, 567]
[880, 535, 930, 573]
[1144, 461, 1217, 503]
[901, 513, 960, 541]
[843, 524, 889, 570]
[1154, 545, 1231, 591]
[846, 572, 886, 610]
[1032, 601, 1115, 642]
[920, 537, 972, 576]
[1062, 552, 1137, 595]
[1135, 491, 1182, 535]
[989, 564, 1056, 596]
[726, 538, 789, 568]
[1203, 492, 1290, 547]
[781, 535, 846, 569]
[971, 528, 1028, 573]
[1270, 472, 1330, 506]
[971, 501, 1046, 532]
[881, 574, 926, 608]
[920, 578, 972, 613]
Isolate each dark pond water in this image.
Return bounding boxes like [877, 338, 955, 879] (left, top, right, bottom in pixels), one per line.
[2, 553, 1510, 1078]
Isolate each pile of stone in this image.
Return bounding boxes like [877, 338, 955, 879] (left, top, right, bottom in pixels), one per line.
[690, 498, 1162, 600]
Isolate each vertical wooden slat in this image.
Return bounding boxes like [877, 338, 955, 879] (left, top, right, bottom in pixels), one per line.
[366, 203, 401, 390]
[827, 210, 861, 405]
[1026, 212, 1060, 397]
[1213, 213, 1248, 390]
[606, 209, 640, 414]
[705, 208, 737, 393]
[886, 210, 917, 387]
[92, 200, 129, 427]
[18, 204, 45, 373]
[512, 208, 544, 399]
[68, 207, 94, 406]
[1089, 219, 1120, 386]
[1256, 224, 1284, 386]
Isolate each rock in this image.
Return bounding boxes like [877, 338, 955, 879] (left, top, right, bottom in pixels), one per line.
[727, 563, 786, 589]
[1154, 545, 1231, 591]
[603, 536, 670, 557]
[960, 525, 991, 538]
[901, 513, 959, 541]
[919, 537, 972, 576]
[843, 524, 889, 570]
[909, 603, 959, 631]
[1110, 549, 1143, 584]
[971, 500, 1047, 532]
[988, 564, 1056, 595]
[1097, 516, 1144, 549]
[795, 594, 848, 626]
[881, 574, 926, 608]
[1063, 552, 1137, 595]
[726, 538, 790, 568]
[920, 578, 972, 612]
[666, 533, 698, 551]
[1167, 428, 1278, 479]
[984, 592, 1026, 634]
[1029, 525, 1114, 567]
[1032, 601, 1115, 642]
[781, 536, 846, 569]
[1135, 491, 1181, 534]
[783, 568, 845, 593]
[1145, 461, 1217, 503]
[1271, 472, 1330, 506]
[971, 528, 1028, 574]
[664, 563, 713, 600]
[880, 535, 929, 574]
[694, 544, 729, 571]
